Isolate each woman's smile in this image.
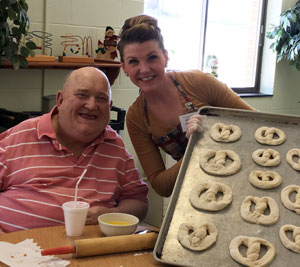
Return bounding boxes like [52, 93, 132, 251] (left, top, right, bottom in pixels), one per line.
[140, 76, 155, 81]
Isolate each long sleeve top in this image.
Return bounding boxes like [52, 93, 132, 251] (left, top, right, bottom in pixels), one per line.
[126, 70, 254, 197]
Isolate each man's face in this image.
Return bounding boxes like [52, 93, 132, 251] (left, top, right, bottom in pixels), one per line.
[56, 68, 112, 144]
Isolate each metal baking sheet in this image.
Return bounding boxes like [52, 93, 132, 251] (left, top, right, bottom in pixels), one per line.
[153, 106, 300, 267]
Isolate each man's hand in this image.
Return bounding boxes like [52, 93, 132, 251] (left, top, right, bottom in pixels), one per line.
[86, 206, 117, 225]
[85, 199, 148, 225]
[86, 206, 117, 224]
[0, 227, 5, 234]
[186, 114, 205, 138]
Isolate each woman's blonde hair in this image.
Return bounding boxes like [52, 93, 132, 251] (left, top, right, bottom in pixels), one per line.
[117, 14, 165, 62]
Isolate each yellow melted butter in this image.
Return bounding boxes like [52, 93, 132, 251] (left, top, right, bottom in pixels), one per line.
[106, 220, 131, 226]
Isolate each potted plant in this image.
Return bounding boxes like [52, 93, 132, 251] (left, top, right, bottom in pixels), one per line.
[0, 0, 36, 70]
[266, 1, 300, 71]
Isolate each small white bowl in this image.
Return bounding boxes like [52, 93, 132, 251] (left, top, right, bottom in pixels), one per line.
[98, 213, 139, 236]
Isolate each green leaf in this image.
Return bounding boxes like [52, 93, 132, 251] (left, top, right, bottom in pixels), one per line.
[13, 19, 21, 25]
[4, 46, 12, 57]
[19, 54, 28, 68]
[7, 8, 16, 20]
[25, 41, 36, 50]
[20, 46, 29, 57]
[13, 61, 20, 70]
[10, 54, 19, 63]
[282, 43, 288, 53]
[11, 26, 21, 38]
[18, 24, 27, 34]
[20, 0, 28, 11]
[266, 31, 275, 39]
[289, 38, 295, 45]
[283, 17, 290, 31]
[291, 62, 297, 70]
[10, 41, 19, 53]
[0, 32, 7, 45]
[28, 49, 35, 57]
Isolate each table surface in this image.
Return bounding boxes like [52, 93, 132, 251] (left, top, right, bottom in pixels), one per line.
[0, 225, 168, 267]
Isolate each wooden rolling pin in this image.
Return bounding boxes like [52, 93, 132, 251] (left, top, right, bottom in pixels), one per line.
[41, 232, 158, 257]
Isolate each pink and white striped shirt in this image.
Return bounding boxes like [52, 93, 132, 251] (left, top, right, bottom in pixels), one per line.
[0, 108, 148, 232]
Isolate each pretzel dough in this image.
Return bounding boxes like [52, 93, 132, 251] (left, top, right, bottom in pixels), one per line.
[249, 170, 282, 189]
[229, 236, 275, 267]
[281, 185, 300, 214]
[177, 222, 218, 251]
[210, 123, 241, 143]
[254, 126, 286, 145]
[252, 148, 280, 167]
[286, 148, 300, 171]
[279, 224, 300, 254]
[189, 182, 232, 211]
[199, 149, 241, 176]
[240, 196, 279, 225]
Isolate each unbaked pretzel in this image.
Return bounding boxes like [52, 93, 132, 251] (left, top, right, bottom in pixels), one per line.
[240, 196, 279, 225]
[199, 149, 241, 176]
[279, 224, 300, 254]
[210, 123, 241, 143]
[252, 148, 280, 167]
[286, 148, 300, 171]
[229, 236, 275, 267]
[281, 185, 300, 214]
[177, 222, 218, 251]
[254, 126, 286, 145]
[249, 170, 282, 189]
[189, 182, 232, 211]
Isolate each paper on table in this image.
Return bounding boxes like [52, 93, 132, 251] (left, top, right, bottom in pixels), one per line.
[0, 239, 70, 267]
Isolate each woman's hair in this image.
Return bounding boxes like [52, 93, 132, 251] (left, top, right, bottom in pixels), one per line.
[117, 14, 165, 62]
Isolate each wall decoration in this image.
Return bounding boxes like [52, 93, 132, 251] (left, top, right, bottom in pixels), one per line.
[206, 55, 218, 78]
[59, 34, 94, 63]
[25, 31, 55, 62]
[95, 26, 119, 62]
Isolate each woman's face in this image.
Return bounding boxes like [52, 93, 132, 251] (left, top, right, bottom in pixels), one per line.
[121, 40, 168, 92]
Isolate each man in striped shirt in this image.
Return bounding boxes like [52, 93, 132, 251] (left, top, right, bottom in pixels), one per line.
[0, 67, 148, 233]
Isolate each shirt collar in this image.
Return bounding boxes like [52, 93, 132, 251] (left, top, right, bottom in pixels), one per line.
[37, 105, 118, 143]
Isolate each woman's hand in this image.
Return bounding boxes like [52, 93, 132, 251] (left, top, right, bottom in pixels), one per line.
[186, 114, 205, 138]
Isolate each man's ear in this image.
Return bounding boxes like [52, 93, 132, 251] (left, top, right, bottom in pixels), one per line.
[110, 100, 113, 109]
[56, 91, 63, 107]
